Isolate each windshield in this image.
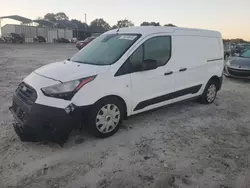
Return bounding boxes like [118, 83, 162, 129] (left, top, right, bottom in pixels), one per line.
[71, 34, 140, 65]
[240, 50, 250, 58]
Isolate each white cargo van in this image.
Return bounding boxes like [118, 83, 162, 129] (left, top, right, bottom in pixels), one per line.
[10, 26, 224, 145]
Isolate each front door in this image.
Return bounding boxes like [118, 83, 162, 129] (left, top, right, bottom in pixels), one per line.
[127, 35, 176, 113]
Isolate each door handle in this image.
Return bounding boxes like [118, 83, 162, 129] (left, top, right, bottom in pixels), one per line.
[164, 71, 173, 76]
[179, 68, 187, 72]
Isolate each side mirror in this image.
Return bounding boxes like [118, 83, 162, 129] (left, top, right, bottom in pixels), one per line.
[142, 59, 158, 71]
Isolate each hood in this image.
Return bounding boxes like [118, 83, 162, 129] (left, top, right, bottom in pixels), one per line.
[34, 61, 110, 82]
[229, 57, 250, 69]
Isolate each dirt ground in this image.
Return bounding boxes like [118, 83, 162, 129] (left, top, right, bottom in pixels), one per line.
[0, 43, 250, 188]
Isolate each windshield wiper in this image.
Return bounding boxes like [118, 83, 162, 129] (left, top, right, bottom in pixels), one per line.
[71, 60, 110, 66]
[71, 60, 92, 64]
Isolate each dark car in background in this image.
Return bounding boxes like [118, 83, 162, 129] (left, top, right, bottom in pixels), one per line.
[224, 49, 250, 78]
[76, 36, 96, 50]
[33, 36, 46, 43]
[4, 33, 25, 43]
[0, 37, 4, 43]
[57, 38, 70, 43]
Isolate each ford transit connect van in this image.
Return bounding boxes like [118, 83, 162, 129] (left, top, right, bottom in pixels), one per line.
[10, 26, 224, 145]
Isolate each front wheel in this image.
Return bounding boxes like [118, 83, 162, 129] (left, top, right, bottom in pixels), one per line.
[84, 98, 124, 138]
[199, 80, 218, 104]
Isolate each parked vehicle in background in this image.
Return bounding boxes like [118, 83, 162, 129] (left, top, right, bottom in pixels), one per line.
[224, 51, 230, 60]
[57, 38, 70, 43]
[224, 45, 231, 60]
[242, 44, 250, 50]
[230, 45, 246, 56]
[33, 36, 46, 43]
[9, 27, 224, 145]
[71, 38, 78, 43]
[0, 37, 5, 43]
[76, 36, 96, 50]
[4, 33, 25, 43]
[224, 49, 250, 78]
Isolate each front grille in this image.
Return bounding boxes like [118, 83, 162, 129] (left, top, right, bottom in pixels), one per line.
[228, 68, 250, 77]
[18, 109, 27, 122]
[16, 82, 37, 105]
[11, 101, 28, 123]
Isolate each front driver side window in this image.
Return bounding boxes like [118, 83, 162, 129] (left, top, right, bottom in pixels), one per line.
[144, 36, 171, 67]
[115, 36, 171, 76]
[130, 36, 171, 70]
[129, 45, 143, 71]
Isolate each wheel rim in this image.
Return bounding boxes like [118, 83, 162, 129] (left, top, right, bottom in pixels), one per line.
[96, 104, 121, 133]
[207, 84, 217, 102]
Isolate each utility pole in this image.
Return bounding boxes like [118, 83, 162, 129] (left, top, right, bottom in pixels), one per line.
[74, 23, 78, 39]
[84, 13, 87, 34]
[0, 18, 2, 37]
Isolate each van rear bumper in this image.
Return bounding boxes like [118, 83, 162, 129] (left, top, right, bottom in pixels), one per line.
[10, 93, 89, 145]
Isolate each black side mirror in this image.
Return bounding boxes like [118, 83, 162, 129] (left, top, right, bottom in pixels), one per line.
[142, 59, 158, 71]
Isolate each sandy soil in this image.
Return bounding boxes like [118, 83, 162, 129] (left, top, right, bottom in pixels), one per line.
[0, 43, 250, 188]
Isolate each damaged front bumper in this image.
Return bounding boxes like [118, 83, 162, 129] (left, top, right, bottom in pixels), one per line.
[10, 91, 87, 145]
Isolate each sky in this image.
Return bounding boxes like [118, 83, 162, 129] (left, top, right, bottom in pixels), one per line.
[1, 0, 250, 40]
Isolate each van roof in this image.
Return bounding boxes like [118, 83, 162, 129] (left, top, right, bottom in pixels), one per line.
[106, 26, 221, 38]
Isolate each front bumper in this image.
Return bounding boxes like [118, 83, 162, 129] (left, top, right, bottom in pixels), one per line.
[10, 92, 86, 144]
[224, 66, 250, 79]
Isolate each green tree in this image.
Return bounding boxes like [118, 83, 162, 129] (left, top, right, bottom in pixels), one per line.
[44, 12, 69, 21]
[111, 25, 118, 29]
[164, 23, 177, 27]
[55, 12, 69, 20]
[44, 13, 56, 22]
[115, 19, 134, 28]
[71, 19, 88, 30]
[89, 18, 111, 32]
[141, 22, 160, 26]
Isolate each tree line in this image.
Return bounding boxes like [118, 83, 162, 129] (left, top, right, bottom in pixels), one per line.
[223, 38, 248, 44]
[42, 12, 177, 32]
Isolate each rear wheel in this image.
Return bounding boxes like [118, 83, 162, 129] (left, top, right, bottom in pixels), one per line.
[84, 97, 124, 138]
[199, 80, 218, 104]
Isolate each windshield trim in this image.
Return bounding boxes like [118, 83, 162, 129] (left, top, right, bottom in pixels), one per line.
[71, 33, 142, 66]
[71, 60, 110, 66]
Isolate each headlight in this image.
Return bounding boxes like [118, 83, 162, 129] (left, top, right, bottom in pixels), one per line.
[41, 76, 96, 100]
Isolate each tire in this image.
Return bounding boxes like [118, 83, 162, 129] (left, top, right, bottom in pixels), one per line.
[84, 97, 125, 138]
[199, 80, 218, 104]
